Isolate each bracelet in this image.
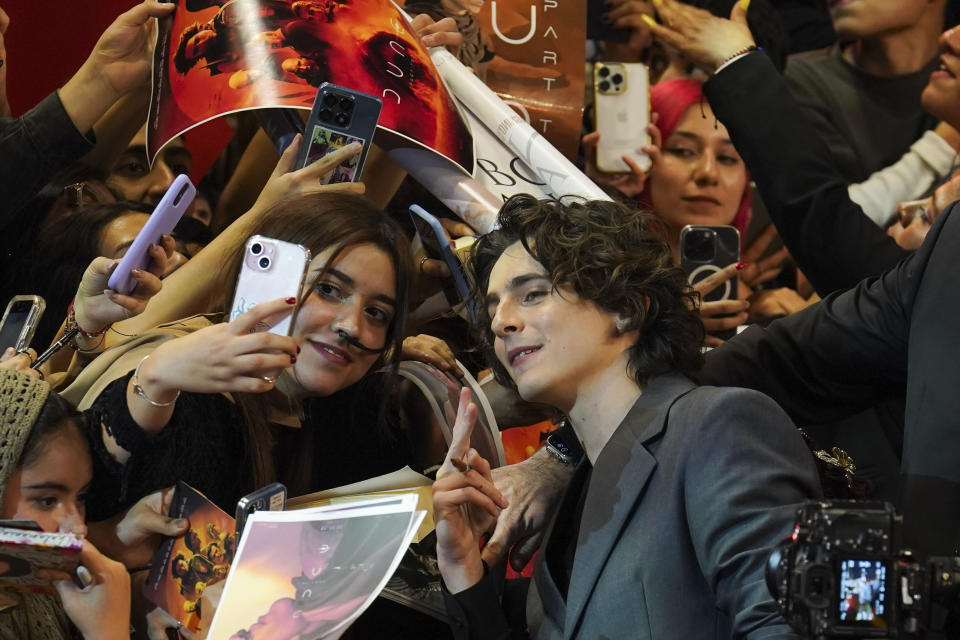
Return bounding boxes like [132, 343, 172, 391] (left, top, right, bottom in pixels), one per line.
[132, 355, 180, 408]
[66, 298, 108, 339]
[716, 45, 760, 71]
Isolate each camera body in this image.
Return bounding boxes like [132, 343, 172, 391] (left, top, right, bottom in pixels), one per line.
[768, 500, 960, 638]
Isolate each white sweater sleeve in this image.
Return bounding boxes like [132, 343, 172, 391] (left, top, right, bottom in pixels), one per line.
[847, 129, 957, 227]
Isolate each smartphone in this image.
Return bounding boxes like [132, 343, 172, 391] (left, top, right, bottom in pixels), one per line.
[409, 205, 473, 317]
[680, 225, 740, 341]
[107, 175, 195, 295]
[296, 82, 382, 183]
[230, 235, 311, 336]
[0, 296, 45, 353]
[594, 62, 651, 174]
[235, 483, 286, 537]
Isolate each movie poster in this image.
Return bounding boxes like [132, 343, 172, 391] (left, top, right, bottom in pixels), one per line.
[475, 0, 587, 159]
[148, 0, 474, 173]
[401, 0, 585, 159]
[208, 496, 420, 640]
[144, 483, 237, 634]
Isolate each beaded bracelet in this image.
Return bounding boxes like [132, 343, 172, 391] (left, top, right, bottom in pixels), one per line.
[132, 355, 180, 408]
[66, 299, 108, 339]
[717, 44, 760, 71]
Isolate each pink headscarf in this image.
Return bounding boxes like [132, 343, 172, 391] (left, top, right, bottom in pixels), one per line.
[642, 77, 751, 237]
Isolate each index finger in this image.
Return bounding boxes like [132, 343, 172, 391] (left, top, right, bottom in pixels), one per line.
[441, 388, 478, 476]
[122, 0, 176, 25]
[296, 142, 361, 182]
[230, 297, 296, 334]
[693, 261, 741, 296]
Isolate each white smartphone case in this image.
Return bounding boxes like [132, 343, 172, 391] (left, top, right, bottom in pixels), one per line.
[594, 62, 651, 174]
[230, 235, 311, 336]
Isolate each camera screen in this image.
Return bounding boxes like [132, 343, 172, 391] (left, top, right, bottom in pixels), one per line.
[838, 558, 888, 628]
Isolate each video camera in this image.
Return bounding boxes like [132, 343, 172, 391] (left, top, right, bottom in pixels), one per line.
[766, 500, 960, 638]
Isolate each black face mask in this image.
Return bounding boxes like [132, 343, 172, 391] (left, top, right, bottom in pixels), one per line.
[336, 329, 386, 354]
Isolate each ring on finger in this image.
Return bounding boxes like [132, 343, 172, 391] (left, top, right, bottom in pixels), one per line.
[418, 255, 429, 275]
[16, 349, 35, 365]
[262, 375, 277, 384]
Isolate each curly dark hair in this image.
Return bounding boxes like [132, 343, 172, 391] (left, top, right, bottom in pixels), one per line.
[467, 195, 704, 390]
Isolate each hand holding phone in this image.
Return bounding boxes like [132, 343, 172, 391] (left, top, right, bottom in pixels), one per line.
[297, 82, 382, 183]
[594, 62, 651, 174]
[680, 225, 743, 342]
[108, 175, 195, 295]
[230, 236, 311, 336]
[409, 205, 474, 319]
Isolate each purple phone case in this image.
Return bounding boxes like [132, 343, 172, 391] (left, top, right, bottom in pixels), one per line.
[106, 175, 195, 295]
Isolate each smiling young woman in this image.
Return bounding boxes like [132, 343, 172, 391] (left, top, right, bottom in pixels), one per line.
[82, 192, 419, 519]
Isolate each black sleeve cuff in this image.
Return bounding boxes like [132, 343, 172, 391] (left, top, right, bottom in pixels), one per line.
[442, 564, 512, 640]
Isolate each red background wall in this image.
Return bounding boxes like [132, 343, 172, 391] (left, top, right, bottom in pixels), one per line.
[5, 0, 132, 115]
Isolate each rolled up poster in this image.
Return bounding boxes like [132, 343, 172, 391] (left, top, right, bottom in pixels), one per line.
[429, 47, 611, 202]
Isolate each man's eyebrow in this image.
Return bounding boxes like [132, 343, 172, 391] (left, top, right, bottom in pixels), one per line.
[317, 267, 397, 307]
[486, 272, 550, 304]
[671, 130, 735, 146]
[120, 144, 147, 158]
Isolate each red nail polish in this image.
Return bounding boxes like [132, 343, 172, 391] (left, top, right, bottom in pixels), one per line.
[291, 355, 297, 364]
[285, 297, 296, 304]
[296, 346, 301, 354]
[735, 261, 749, 271]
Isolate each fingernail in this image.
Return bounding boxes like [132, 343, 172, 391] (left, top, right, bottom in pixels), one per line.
[104, 289, 116, 298]
[735, 261, 749, 271]
[296, 345, 301, 354]
[175, 518, 189, 528]
[740, 0, 751, 10]
[132, 268, 144, 275]
[285, 297, 296, 304]
[652, 0, 662, 6]
[641, 14, 657, 27]
[291, 355, 297, 364]
[2, 347, 13, 357]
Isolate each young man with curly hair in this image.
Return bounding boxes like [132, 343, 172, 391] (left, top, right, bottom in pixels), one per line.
[431, 195, 822, 639]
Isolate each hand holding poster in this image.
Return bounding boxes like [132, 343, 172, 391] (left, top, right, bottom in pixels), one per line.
[148, 0, 473, 172]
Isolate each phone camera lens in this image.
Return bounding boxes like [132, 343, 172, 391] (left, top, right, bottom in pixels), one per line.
[611, 73, 623, 85]
[319, 108, 333, 122]
[339, 98, 353, 111]
[250, 242, 263, 255]
[335, 113, 349, 126]
[599, 80, 611, 93]
[598, 66, 610, 78]
[258, 256, 271, 269]
[322, 93, 337, 107]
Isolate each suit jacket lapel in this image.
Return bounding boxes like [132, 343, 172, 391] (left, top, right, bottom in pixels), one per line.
[563, 374, 696, 638]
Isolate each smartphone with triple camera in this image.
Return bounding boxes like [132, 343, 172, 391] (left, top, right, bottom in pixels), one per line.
[680, 225, 740, 341]
[235, 483, 286, 538]
[593, 62, 651, 174]
[230, 235, 311, 336]
[107, 175, 195, 295]
[296, 83, 382, 183]
[0, 296, 45, 353]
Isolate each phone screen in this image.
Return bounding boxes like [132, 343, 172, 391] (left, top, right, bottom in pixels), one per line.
[304, 124, 364, 184]
[0, 301, 32, 352]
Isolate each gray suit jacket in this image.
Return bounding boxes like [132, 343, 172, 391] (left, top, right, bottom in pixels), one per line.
[447, 374, 821, 639]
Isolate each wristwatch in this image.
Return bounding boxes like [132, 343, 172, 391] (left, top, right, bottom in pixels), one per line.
[545, 420, 584, 466]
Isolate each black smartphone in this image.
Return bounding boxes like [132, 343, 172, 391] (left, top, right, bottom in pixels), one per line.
[235, 482, 286, 538]
[0, 296, 45, 353]
[680, 225, 740, 341]
[296, 83, 382, 183]
[256, 107, 304, 155]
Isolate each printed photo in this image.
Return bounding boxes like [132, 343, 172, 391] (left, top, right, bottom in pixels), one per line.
[304, 126, 365, 184]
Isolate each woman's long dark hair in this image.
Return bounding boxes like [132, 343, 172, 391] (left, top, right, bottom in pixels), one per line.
[212, 192, 414, 491]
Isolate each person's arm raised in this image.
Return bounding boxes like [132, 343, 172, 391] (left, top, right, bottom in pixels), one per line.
[58, 0, 174, 135]
[123, 296, 298, 435]
[109, 137, 362, 341]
